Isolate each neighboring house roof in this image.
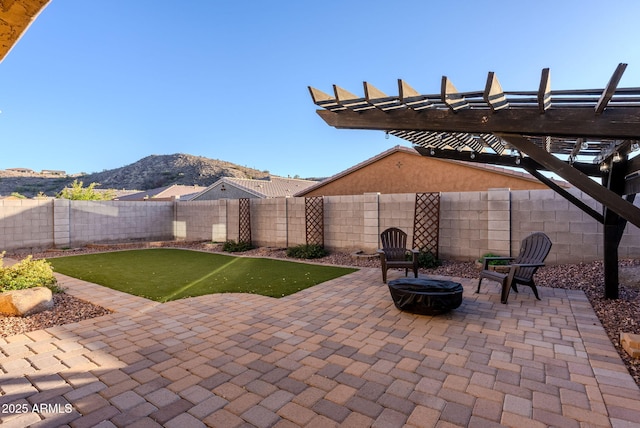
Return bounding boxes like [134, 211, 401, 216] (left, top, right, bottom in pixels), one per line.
[295, 145, 568, 197]
[6, 168, 35, 174]
[115, 185, 207, 201]
[190, 176, 318, 200]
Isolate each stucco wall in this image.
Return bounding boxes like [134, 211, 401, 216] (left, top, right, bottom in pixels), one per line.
[192, 184, 258, 201]
[301, 151, 550, 196]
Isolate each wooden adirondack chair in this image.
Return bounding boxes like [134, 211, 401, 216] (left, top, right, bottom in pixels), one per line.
[378, 227, 419, 283]
[477, 232, 552, 303]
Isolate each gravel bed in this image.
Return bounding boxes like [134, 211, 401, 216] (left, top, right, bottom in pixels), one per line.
[2, 241, 639, 388]
[0, 293, 112, 338]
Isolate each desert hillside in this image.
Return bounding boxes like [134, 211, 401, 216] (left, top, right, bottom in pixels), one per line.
[0, 154, 273, 198]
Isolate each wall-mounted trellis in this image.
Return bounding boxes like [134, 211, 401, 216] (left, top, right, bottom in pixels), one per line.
[238, 198, 252, 245]
[305, 196, 324, 247]
[412, 192, 440, 258]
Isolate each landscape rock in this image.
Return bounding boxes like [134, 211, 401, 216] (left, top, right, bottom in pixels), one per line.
[0, 287, 54, 316]
[621, 332, 640, 359]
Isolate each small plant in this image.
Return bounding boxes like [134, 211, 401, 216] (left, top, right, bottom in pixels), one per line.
[222, 240, 253, 252]
[0, 252, 60, 293]
[417, 249, 442, 269]
[286, 244, 327, 259]
[478, 253, 509, 265]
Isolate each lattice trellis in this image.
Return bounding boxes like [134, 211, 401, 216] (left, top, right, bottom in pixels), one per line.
[413, 192, 440, 258]
[305, 196, 324, 247]
[238, 198, 251, 244]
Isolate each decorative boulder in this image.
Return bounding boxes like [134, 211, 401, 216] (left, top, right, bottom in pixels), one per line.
[0, 287, 54, 316]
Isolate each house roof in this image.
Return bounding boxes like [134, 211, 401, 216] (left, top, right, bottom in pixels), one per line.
[0, 0, 50, 63]
[295, 145, 567, 196]
[191, 176, 318, 200]
[115, 185, 206, 201]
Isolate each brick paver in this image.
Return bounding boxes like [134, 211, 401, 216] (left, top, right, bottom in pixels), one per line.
[1, 266, 640, 427]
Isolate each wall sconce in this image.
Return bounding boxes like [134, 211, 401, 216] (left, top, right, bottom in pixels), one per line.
[613, 152, 623, 163]
[600, 162, 610, 172]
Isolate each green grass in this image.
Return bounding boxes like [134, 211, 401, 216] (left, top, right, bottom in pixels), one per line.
[48, 248, 357, 302]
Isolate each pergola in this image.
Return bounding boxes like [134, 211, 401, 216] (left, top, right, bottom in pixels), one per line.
[309, 63, 640, 299]
[0, 0, 50, 62]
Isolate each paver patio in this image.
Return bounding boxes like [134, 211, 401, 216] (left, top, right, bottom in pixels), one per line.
[1, 266, 639, 427]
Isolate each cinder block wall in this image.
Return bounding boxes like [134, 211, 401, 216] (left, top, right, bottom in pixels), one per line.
[379, 193, 416, 248]
[251, 198, 287, 247]
[175, 200, 227, 242]
[439, 191, 488, 261]
[2, 190, 640, 265]
[510, 188, 640, 264]
[68, 201, 174, 246]
[286, 197, 306, 247]
[323, 195, 364, 251]
[0, 199, 54, 251]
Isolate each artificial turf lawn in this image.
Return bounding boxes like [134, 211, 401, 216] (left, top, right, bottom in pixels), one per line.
[48, 248, 357, 302]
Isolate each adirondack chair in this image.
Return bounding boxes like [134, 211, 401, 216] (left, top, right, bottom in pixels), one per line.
[477, 232, 552, 303]
[378, 227, 419, 283]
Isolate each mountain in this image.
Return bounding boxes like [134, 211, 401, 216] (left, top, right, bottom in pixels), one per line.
[0, 154, 274, 197]
[82, 154, 272, 190]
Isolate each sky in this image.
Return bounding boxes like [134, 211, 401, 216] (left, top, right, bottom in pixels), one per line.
[1, 1, 640, 179]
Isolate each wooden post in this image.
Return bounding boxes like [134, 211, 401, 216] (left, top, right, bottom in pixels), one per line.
[603, 157, 628, 299]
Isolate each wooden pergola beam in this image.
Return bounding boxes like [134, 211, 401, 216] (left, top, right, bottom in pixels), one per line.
[498, 133, 640, 229]
[484, 72, 509, 111]
[595, 63, 627, 114]
[441, 77, 469, 111]
[413, 144, 599, 176]
[316, 107, 640, 139]
[520, 164, 604, 224]
[538, 68, 552, 113]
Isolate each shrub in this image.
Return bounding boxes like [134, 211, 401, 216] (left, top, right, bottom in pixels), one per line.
[286, 244, 327, 259]
[57, 179, 115, 200]
[417, 250, 442, 269]
[0, 253, 60, 293]
[478, 253, 509, 265]
[222, 240, 253, 252]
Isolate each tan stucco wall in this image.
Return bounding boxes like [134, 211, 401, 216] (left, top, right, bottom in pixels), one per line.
[302, 151, 550, 196]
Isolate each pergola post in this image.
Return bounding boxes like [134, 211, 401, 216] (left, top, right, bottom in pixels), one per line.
[602, 157, 629, 299]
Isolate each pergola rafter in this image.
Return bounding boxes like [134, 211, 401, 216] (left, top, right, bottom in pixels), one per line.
[309, 63, 640, 299]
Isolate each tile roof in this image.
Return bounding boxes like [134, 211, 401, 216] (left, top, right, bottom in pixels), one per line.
[224, 177, 317, 198]
[115, 184, 206, 201]
[189, 176, 319, 200]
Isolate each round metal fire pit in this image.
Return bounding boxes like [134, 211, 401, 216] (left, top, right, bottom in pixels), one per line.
[387, 278, 463, 315]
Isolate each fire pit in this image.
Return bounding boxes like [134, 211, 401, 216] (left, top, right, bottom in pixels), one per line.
[387, 278, 463, 315]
